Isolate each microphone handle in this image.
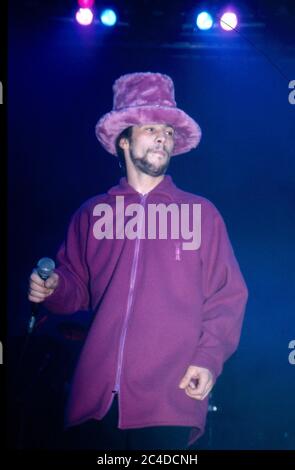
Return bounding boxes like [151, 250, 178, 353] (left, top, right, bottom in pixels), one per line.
[28, 302, 39, 334]
[28, 272, 51, 334]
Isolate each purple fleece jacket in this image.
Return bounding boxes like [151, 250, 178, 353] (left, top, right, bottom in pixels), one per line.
[44, 175, 248, 446]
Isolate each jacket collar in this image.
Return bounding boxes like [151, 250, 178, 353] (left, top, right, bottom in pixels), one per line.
[108, 175, 177, 201]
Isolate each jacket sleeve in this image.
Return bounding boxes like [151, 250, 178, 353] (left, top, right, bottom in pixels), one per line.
[191, 203, 248, 382]
[44, 206, 90, 314]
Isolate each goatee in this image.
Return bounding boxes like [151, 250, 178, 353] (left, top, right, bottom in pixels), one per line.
[130, 151, 171, 177]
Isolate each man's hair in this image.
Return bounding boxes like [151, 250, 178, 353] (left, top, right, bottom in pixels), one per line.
[115, 126, 133, 174]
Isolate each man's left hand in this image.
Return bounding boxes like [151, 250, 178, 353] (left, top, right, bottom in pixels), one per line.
[179, 365, 214, 400]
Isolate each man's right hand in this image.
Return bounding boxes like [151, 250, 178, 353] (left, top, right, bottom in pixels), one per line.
[28, 271, 59, 303]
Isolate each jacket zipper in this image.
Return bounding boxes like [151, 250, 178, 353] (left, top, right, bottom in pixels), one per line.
[112, 194, 147, 412]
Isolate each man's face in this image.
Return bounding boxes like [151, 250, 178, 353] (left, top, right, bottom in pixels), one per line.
[125, 124, 175, 177]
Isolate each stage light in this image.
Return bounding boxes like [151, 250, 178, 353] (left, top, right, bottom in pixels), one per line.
[75, 8, 94, 26]
[100, 8, 117, 27]
[220, 12, 238, 31]
[196, 11, 213, 31]
[78, 0, 95, 7]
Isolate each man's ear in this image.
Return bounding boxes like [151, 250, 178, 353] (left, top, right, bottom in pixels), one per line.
[119, 137, 129, 150]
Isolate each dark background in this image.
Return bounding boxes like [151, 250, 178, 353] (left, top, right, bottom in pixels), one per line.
[7, 0, 295, 450]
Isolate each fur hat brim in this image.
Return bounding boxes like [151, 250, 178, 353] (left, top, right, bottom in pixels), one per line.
[95, 105, 202, 157]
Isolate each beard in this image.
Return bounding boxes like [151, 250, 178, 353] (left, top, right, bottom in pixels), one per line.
[129, 148, 171, 177]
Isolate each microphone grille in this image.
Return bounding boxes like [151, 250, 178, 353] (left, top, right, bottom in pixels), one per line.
[37, 257, 55, 280]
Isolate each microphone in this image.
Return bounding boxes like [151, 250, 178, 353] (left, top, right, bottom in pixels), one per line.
[36, 257, 56, 281]
[28, 257, 55, 333]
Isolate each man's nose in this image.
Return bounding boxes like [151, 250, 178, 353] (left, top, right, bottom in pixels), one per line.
[155, 130, 166, 143]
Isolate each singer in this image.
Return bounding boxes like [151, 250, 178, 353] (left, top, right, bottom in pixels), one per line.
[28, 72, 248, 450]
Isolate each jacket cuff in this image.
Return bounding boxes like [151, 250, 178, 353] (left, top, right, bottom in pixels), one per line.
[190, 350, 222, 384]
[43, 269, 66, 312]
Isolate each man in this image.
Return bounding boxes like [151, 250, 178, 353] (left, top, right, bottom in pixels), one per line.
[28, 72, 248, 450]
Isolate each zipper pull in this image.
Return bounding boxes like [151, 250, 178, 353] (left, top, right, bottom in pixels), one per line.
[175, 242, 181, 261]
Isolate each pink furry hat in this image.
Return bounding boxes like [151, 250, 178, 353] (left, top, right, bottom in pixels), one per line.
[95, 72, 202, 157]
